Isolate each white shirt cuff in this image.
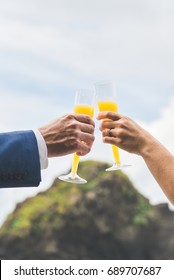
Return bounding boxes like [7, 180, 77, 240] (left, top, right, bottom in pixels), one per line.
[33, 129, 48, 170]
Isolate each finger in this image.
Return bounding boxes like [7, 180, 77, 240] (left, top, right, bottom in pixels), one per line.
[102, 128, 117, 138]
[103, 136, 119, 146]
[100, 120, 115, 131]
[97, 111, 122, 121]
[76, 137, 95, 156]
[74, 113, 95, 126]
[80, 123, 95, 134]
[80, 131, 95, 144]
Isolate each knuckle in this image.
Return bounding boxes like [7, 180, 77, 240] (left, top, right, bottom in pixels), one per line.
[72, 139, 80, 150]
[65, 113, 74, 121]
[69, 121, 79, 131]
[116, 137, 122, 145]
[115, 128, 125, 140]
[73, 130, 81, 139]
[88, 135, 95, 145]
[65, 113, 73, 119]
[105, 112, 110, 118]
[116, 135, 125, 146]
[91, 126, 95, 133]
[121, 116, 129, 126]
[86, 146, 91, 153]
[118, 119, 126, 129]
[102, 130, 106, 137]
[91, 135, 95, 142]
[85, 134, 95, 143]
[85, 115, 91, 122]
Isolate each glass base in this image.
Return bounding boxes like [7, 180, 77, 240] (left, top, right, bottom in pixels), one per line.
[58, 172, 87, 184]
[105, 163, 131, 171]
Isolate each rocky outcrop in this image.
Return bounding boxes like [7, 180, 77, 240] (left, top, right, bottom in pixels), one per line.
[0, 161, 173, 260]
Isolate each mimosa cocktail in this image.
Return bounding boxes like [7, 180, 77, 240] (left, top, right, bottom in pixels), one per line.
[71, 105, 94, 177]
[59, 90, 95, 184]
[98, 100, 120, 166]
[95, 81, 130, 171]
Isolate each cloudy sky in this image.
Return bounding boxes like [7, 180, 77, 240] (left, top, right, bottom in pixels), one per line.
[1, 0, 174, 225]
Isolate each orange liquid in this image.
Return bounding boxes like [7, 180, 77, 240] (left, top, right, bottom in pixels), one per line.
[98, 100, 120, 165]
[98, 101, 118, 112]
[71, 105, 94, 176]
[74, 104, 94, 118]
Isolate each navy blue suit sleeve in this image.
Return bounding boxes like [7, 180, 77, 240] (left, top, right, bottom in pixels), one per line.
[0, 130, 41, 188]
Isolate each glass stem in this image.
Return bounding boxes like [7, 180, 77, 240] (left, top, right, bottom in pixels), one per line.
[112, 145, 120, 166]
[71, 153, 80, 177]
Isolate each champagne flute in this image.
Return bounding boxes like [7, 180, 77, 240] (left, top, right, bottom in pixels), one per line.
[59, 89, 95, 184]
[95, 81, 130, 171]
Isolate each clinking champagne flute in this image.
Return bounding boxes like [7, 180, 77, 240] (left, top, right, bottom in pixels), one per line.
[59, 89, 95, 184]
[95, 81, 130, 171]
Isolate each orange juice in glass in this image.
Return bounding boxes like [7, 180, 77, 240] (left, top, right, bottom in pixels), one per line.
[59, 90, 95, 184]
[95, 81, 130, 171]
[71, 104, 94, 178]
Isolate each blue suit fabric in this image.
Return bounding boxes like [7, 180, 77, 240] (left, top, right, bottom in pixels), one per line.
[0, 130, 41, 188]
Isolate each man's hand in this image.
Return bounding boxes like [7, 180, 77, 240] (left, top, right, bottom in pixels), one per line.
[38, 113, 95, 157]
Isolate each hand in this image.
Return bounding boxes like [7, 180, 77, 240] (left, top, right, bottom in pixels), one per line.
[97, 111, 150, 155]
[39, 113, 95, 157]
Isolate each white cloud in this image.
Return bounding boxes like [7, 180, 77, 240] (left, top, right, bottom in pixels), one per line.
[1, 0, 174, 83]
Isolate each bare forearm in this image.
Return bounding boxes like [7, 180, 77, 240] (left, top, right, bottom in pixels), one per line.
[140, 135, 174, 205]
